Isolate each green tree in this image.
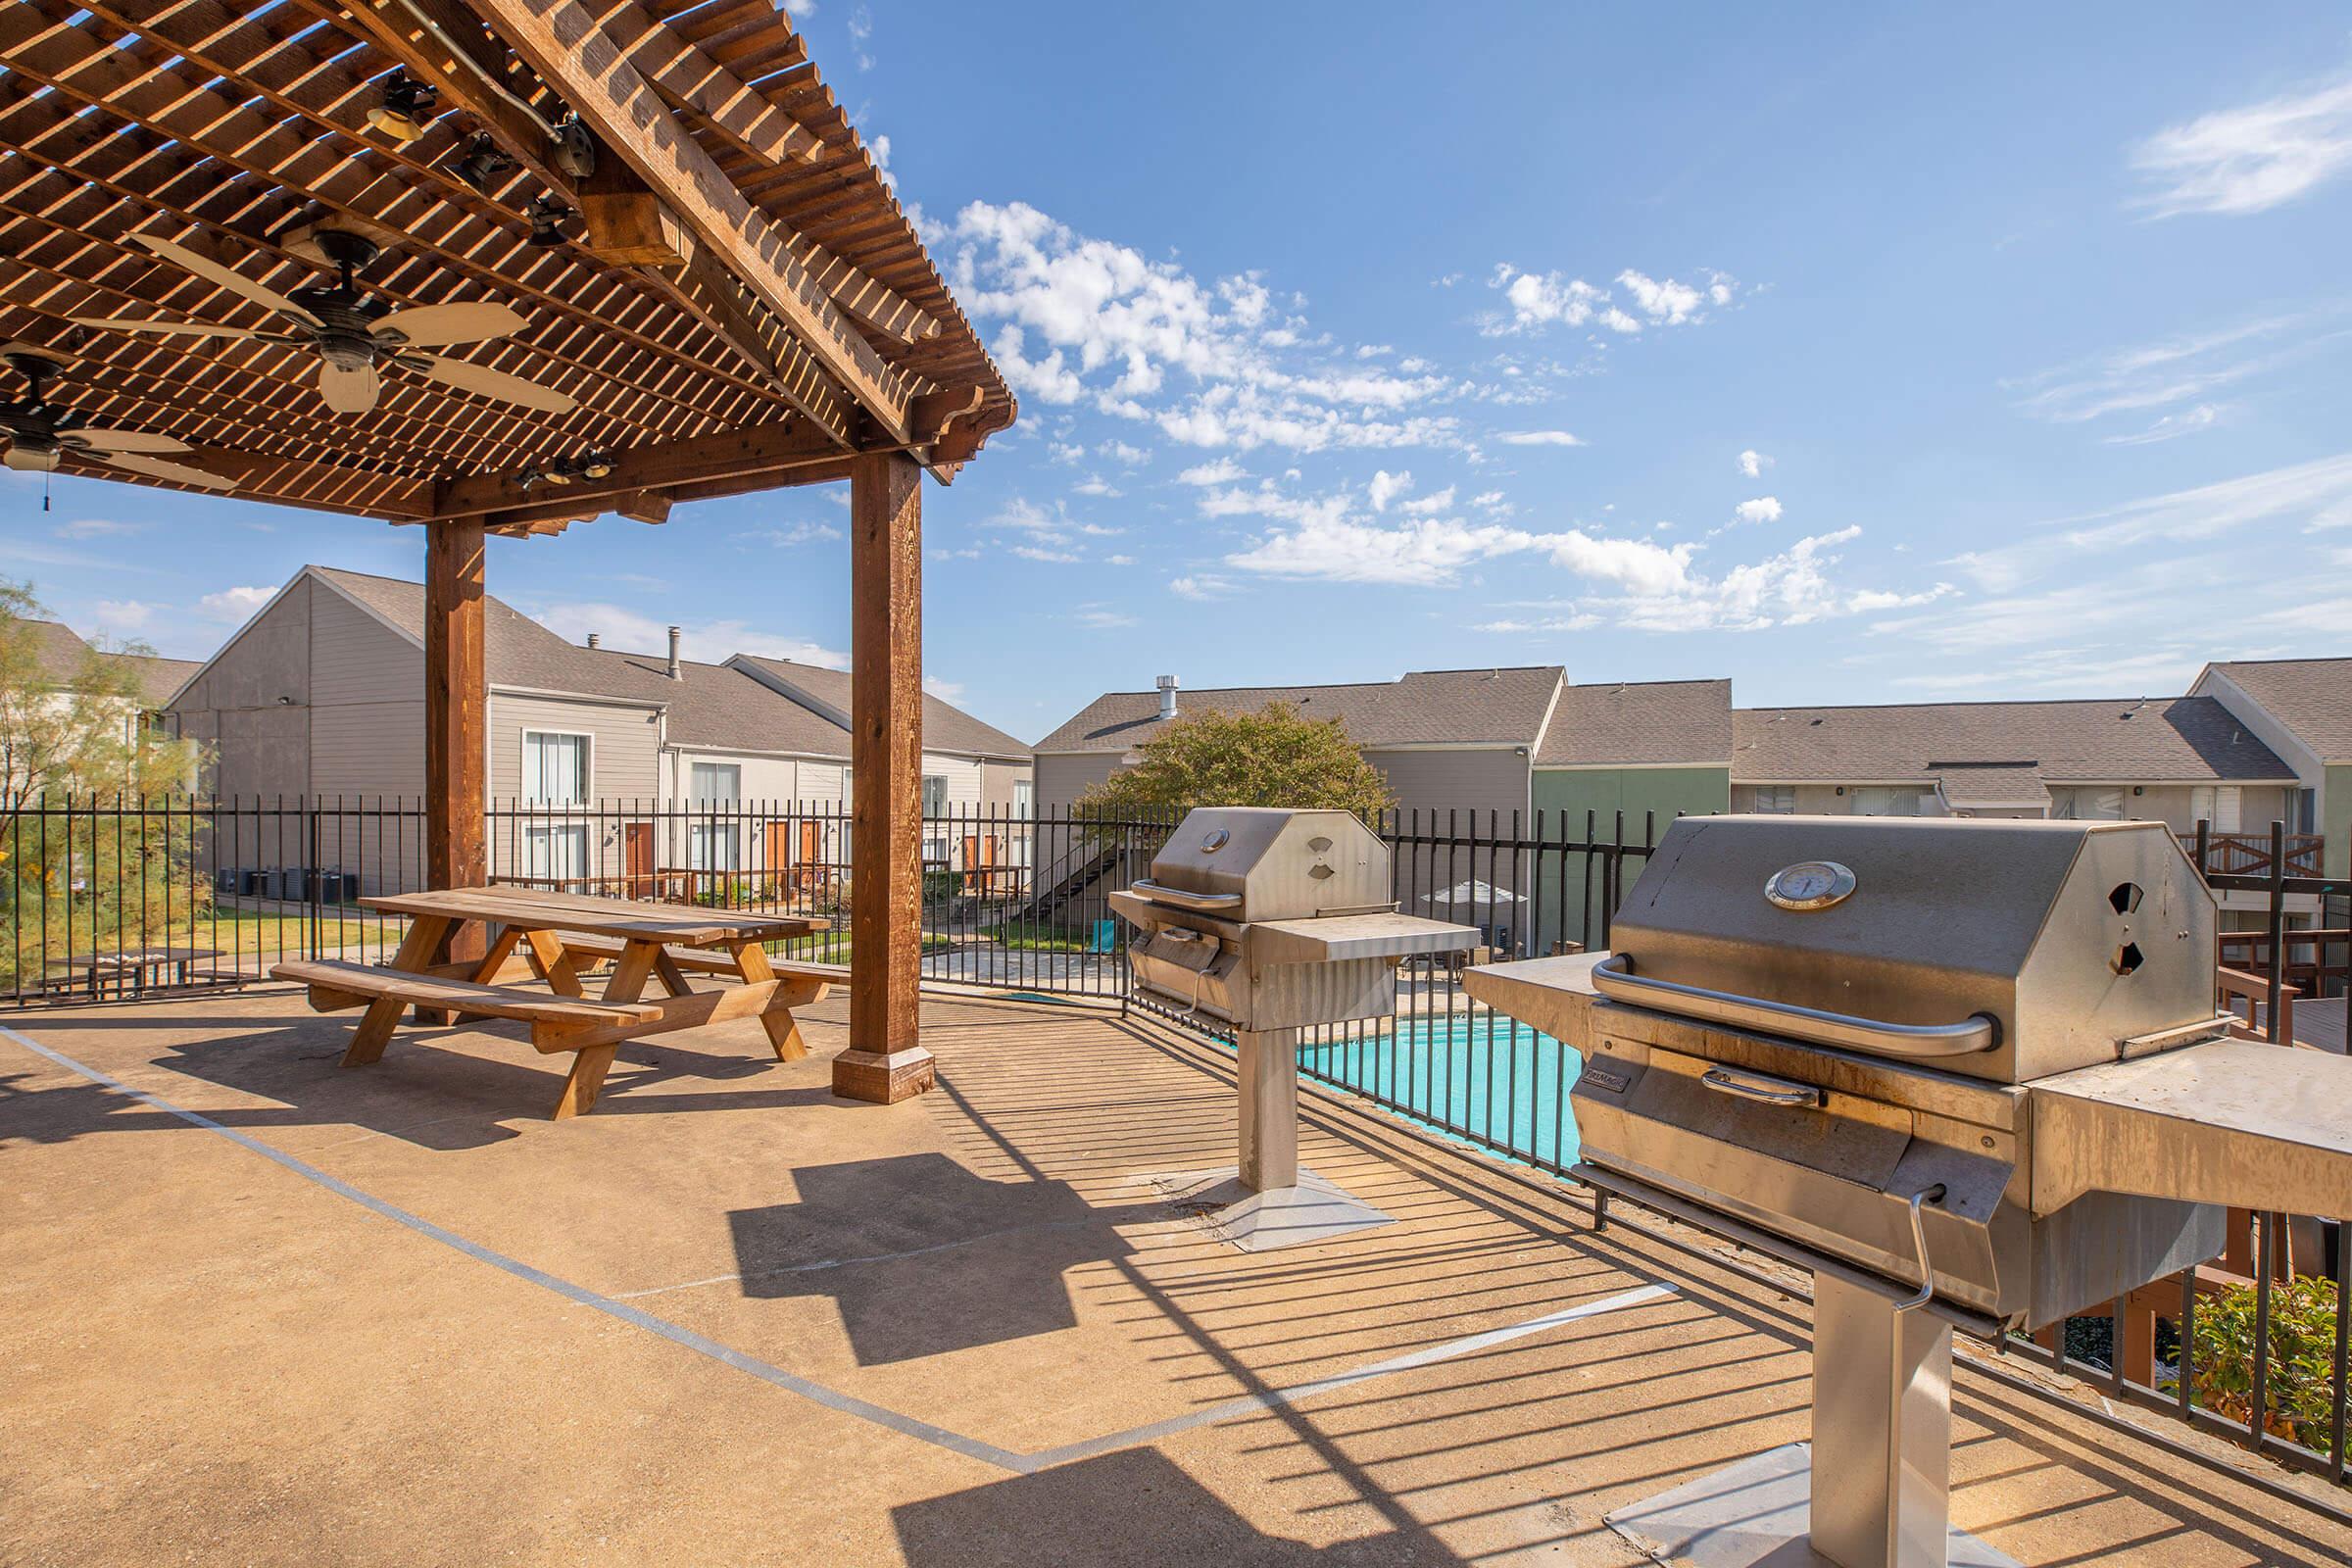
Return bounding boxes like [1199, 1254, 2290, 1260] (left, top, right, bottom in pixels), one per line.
[1074, 703, 1396, 820]
[2, 579, 209, 993]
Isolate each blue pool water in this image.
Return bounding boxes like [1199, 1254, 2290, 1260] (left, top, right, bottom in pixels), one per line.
[1296, 1014, 1583, 1170]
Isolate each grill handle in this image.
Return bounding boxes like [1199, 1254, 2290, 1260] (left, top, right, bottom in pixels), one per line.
[1591, 954, 1998, 1058]
[1128, 878, 1243, 913]
[1894, 1184, 1948, 1313]
[1699, 1065, 1825, 1108]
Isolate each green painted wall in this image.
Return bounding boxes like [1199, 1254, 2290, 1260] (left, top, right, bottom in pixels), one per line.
[1532, 765, 1731, 951]
[2329, 764, 2352, 879]
[1535, 764, 1730, 839]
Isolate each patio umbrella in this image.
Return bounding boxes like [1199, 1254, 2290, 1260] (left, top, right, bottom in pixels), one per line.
[1417, 879, 1527, 911]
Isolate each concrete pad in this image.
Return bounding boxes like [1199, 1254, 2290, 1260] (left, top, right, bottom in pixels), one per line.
[1146, 1164, 1399, 1250]
[3, 987, 2350, 1566]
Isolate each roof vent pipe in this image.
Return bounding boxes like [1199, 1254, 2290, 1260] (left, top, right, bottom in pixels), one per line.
[586, 633, 601, 650]
[1156, 673, 1179, 721]
[667, 625, 682, 679]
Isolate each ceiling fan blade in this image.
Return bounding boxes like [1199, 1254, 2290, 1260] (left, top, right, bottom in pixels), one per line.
[67, 315, 265, 341]
[99, 451, 239, 492]
[416, 354, 577, 414]
[131, 234, 320, 327]
[4, 443, 58, 473]
[373, 301, 526, 349]
[70, 428, 193, 455]
[319, 360, 381, 415]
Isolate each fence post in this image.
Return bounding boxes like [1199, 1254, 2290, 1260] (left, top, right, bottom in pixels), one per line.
[2266, 820, 2287, 1044]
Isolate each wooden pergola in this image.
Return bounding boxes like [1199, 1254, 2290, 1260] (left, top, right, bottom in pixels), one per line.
[0, 0, 1015, 1101]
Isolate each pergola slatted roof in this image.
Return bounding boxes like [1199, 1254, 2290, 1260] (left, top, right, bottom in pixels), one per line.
[0, 0, 1012, 530]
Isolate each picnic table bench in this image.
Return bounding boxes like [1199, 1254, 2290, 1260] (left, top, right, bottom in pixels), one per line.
[48, 946, 224, 998]
[270, 885, 832, 1119]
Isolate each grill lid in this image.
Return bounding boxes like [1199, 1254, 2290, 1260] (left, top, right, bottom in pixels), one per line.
[1139, 807, 1390, 922]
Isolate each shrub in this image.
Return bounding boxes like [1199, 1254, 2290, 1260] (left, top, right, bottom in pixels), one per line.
[2188, 1273, 2341, 1455]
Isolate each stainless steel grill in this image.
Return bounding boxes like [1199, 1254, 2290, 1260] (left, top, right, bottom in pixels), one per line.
[1466, 814, 2352, 1568]
[1114, 808, 1475, 1250]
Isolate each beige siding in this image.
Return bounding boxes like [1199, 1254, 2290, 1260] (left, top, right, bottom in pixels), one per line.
[1731, 780, 2298, 830]
[1364, 746, 1533, 825]
[488, 694, 662, 801]
[978, 759, 1031, 813]
[311, 585, 421, 706]
[1035, 752, 1122, 816]
[311, 702, 424, 798]
[170, 576, 314, 800]
[921, 754, 983, 808]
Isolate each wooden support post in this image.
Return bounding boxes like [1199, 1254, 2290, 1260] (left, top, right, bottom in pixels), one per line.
[832, 451, 935, 1103]
[424, 520, 489, 1017]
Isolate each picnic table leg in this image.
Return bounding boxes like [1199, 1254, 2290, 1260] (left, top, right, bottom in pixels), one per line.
[520, 928, 587, 998]
[346, 914, 452, 1067]
[731, 941, 815, 1062]
[653, 950, 694, 998]
[546, 941, 661, 1120]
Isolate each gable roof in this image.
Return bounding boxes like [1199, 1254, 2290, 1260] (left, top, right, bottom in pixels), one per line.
[8, 615, 203, 706]
[1537, 679, 1732, 767]
[1036, 666, 1565, 755]
[729, 655, 1031, 760]
[307, 566, 668, 704]
[2202, 658, 2352, 763]
[1732, 696, 2295, 784]
[581, 649, 849, 758]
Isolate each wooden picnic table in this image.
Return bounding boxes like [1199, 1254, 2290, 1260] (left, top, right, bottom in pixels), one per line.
[271, 885, 831, 1118]
[48, 946, 223, 997]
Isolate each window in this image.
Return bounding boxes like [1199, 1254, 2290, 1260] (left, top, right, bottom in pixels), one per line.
[688, 821, 740, 871]
[2190, 785, 2242, 834]
[1013, 778, 1034, 818]
[922, 774, 948, 814]
[521, 731, 588, 804]
[2053, 787, 2126, 821]
[523, 823, 589, 891]
[690, 760, 741, 802]
[1851, 787, 1925, 817]
[1751, 786, 1795, 814]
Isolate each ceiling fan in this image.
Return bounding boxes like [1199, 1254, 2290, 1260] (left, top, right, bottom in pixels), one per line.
[0, 346, 239, 491]
[71, 230, 577, 417]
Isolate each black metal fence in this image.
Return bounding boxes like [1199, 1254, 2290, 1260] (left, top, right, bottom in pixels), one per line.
[6, 795, 2348, 1494]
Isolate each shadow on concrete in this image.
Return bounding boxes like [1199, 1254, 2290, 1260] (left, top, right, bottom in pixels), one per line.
[892, 1447, 1459, 1567]
[1, 1012, 828, 1150]
[728, 1152, 1145, 1366]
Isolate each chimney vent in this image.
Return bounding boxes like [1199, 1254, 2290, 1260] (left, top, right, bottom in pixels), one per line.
[666, 625, 682, 679]
[585, 633, 601, 650]
[1155, 673, 1180, 721]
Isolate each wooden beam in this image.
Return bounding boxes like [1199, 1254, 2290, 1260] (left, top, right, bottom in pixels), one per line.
[425, 518, 489, 985]
[591, 0, 826, 168]
[469, 0, 916, 443]
[832, 451, 933, 1103]
[422, 417, 839, 519]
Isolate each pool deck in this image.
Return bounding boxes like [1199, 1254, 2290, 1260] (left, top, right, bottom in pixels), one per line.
[4, 984, 2349, 1565]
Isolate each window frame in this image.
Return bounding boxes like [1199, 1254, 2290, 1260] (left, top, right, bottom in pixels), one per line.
[520, 727, 593, 806]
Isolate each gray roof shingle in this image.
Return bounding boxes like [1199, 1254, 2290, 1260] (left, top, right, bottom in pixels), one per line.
[1537, 679, 1732, 767]
[1036, 666, 1564, 755]
[1732, 696, 2295, 783]
[582, 651, 851, 757]
[8, 615, 202, 706]
[2207, 658, 2352, 763]
[309, 566, 664, 702]
[730, 655, 1031, 760]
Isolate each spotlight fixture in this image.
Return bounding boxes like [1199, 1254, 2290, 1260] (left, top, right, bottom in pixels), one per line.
[539, 449, 617, 485]
[450, 133, 515, 194]
[366, 71, 438, 143]
[550, 113, 598, 179]
[514, 465, 547, 491]
[524, 195, 575, 248]
[578, 449, 615, 480]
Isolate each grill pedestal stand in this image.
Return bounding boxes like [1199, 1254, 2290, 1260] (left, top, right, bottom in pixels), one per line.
[1149, 1028, 1397, 1252]
[1602, 1271, 2018, 1568]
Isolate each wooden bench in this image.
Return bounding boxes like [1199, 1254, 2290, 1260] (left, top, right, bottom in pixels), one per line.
[272, 958, 665, 1119]
[555, 932, 839, 992]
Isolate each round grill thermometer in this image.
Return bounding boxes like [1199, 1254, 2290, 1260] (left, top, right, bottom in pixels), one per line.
[1765, 859, 1856, 911]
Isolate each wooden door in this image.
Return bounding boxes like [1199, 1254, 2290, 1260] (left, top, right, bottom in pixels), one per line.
[765, 820, 794, 900]
[795, 818, 823, 891]
[623, 821, 654, 898]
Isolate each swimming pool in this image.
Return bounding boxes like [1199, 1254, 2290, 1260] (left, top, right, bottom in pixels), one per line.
[1296, 1013, 1583, 1171]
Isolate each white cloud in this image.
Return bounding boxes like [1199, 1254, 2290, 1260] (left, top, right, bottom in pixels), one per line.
[1048, 440, 1086, 464]
[1012, 544, 1081, 564]
[527, 603, 848, 669]
[1072, 475, 1123, 497]
[2103, 403, 2223, 446]
[1731, 497, 1784, 526]
[741, 520, 843, 545]
[199, 585, 275, 620]
[1074, 607, 1137, 629]
[1487, 264, 1739, 335]
[1367, 468, 1412, 512]
[54, 517, 142, 539]
[923, 674, 964, 702]
[1103, 554, 1136, 566]
[93, 599, 153, 629]
[2006, 313, 2335, 425]
[1177, 456, 1247, 486]
[1169, 573, 1235, 600]
[1495, 429, 1584, 447]
[2131, 73, 2352, 218]
[1099, 439, 1150, 466]
[1399, 485, 1456, 516]
[1737, 449, 1770, 478]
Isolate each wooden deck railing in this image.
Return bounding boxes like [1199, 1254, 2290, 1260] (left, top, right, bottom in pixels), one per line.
[2183, 830, 2326, 877]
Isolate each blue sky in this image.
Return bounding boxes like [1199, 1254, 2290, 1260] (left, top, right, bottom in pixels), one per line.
[8, 4, 2352, 741]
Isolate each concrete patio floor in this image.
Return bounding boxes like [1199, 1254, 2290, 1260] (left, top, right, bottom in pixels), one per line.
[4, 986, 2348, 1566]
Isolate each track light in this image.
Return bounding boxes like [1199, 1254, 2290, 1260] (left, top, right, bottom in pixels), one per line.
[366, 72, 438, 143]
[450, 133, 515, 195]
[578, 449, 615, 480]
[524, 196, 575, 248]
[538, 449, 617, 486]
